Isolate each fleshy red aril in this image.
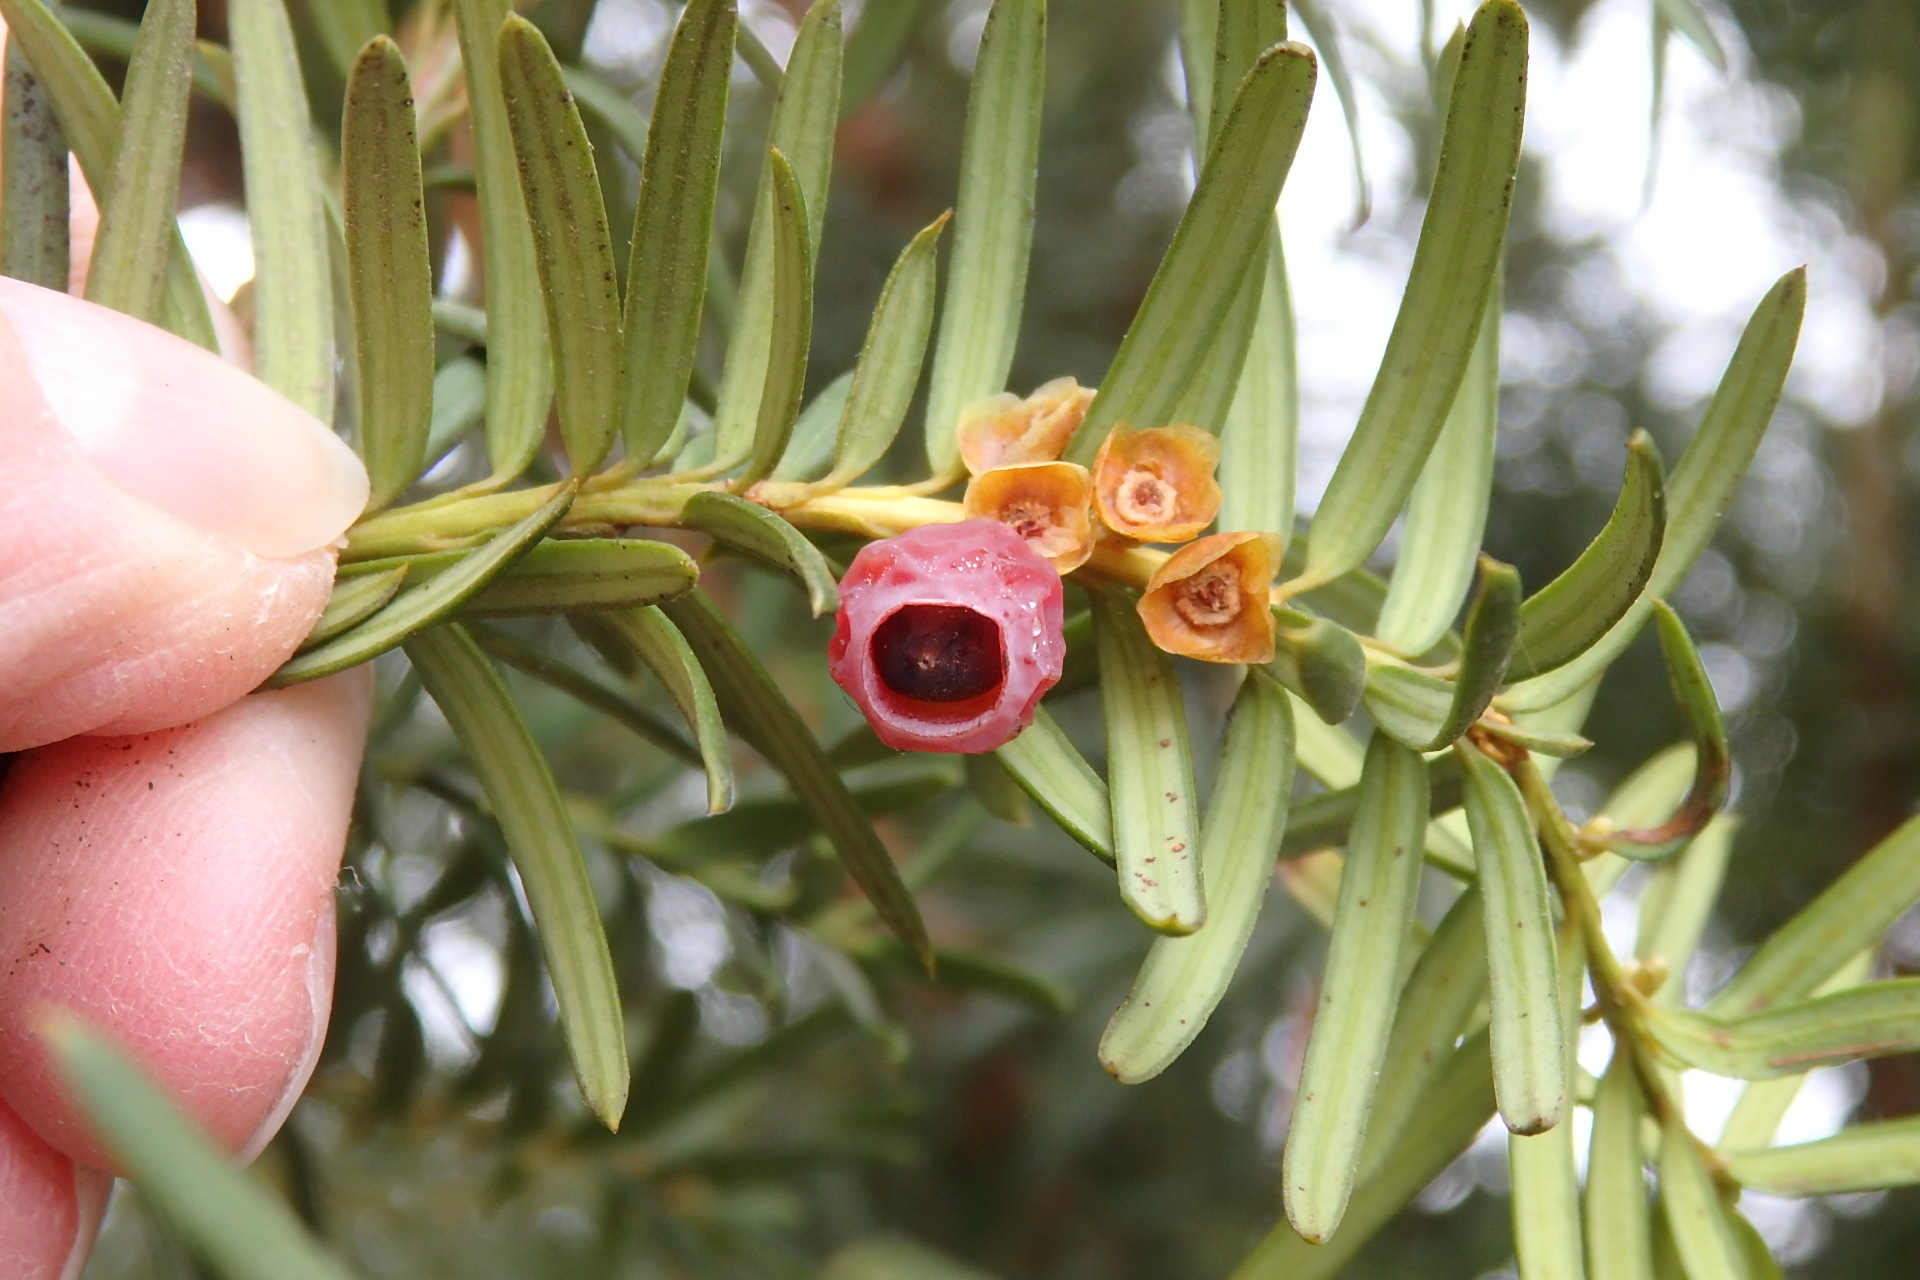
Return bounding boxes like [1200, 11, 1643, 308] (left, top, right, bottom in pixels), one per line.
[830, 519, 1065, 753]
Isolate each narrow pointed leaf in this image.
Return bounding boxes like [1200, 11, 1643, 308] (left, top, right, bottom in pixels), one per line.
[619, 0, 735, 461]
[1287, 0, 1369, 224]
[1395, 555, 1521, 750]
[230, 0, 333, 418]
[1167, 247, 1261, 437]
[994, 704, 1114, 864]
[681, 490, 839, 615]
[1510, 430, 1667, 679]
[1710, 812, 1920, 1016]
[461, 538, 698, 615]
[1064, 42, 1314, 464]
[1233, 1030, 1495, 1280]
[1361, 663, 1454, 749]
[450, 0, 553, 479]
[475, 622, 702, 767]
[1658, 1125, 1749, 1280]
[343, 35, 436, 509]
[0, 0, 213, 345]
[499, 15, 622, 474]
[303, 564, 409, 648]
[1587, 1050, 1655, 1280]
[1296, 0, 1525, 587]
[818, 212, 948, 488]
[662, 589, 931, 969]
[1219, 231, 1299, 535]
[82, 0, 194, 324]
[773, 372, 855, 481]
[734, 149, 814, 489]
[1375, 278, 1499, 656]
[1504, 269, 1805, 712]
[1607, 602, 1728, 858]
[1101, 673, 1293, 1082]
[269, 485, 575, 684]
[1726, 1116, 1920, 1197]
[1719, 949, 1876, 1152]
[964, 751, 1033, 825]
[1359, 887, 1486, 1175]
[587, 606, 733, 814]
[1093, 589, 1204, 934]
[1283, 731, 1427, 1241]
[710, 0, 840, 472]
[1459, 740, 1566, 1133]
[1651, 979, 1920, 1080]
[1633, 815, 1736, 1005]
[407, 623, 628, 1128]
[1508, 931, 1586, 1280]
[1281, 750, 1465, 859]
[1653, 0, 1725, 72]
[841, 0, 928, 115]
[924, 0, 1044, 475]
[1, 33, 69, 289]
[40, 1014, 359, 1280]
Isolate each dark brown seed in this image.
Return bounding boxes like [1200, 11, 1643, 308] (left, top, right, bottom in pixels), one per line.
[871, 604, 1005, 702]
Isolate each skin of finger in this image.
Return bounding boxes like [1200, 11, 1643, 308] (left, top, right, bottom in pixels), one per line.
[0, 296, 338, 752]
[0, 674, 370, 1172]
[0, 1098, 110, 1280]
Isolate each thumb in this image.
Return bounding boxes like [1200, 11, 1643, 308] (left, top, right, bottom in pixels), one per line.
[0, 279, 368, 751]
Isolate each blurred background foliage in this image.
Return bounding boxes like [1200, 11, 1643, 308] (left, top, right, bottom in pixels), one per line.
[53, 0, 1920, 1275]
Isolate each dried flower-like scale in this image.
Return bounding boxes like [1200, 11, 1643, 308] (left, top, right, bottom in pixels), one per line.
[956, 376, 1095, 475]
[1092, 424, 1223, 543]
[830, 519, 1065, 753]
[1138, 531, 1284, 663]
[962, 461, 1096, 572]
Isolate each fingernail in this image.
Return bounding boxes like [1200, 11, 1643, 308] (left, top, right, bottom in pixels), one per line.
[59, 1167, 112, 1280]
[240, 896, 336, 1163]
[0, 278, 368, 559]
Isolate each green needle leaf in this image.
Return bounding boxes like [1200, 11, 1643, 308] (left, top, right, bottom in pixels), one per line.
[1709, 813, 1920, 1017]
[460, 538, 698, 615]
[773, 372, 855, 482]
[817, 211, 948, 489]
[1586, 1050, 1656, 1280]
[680, 490, 839, 615]
[1606, 601, 1728, 859]
[994, 704, 1114, 864]
[0, 0, 214, 346]
[1507, 930, 1586, 1280]
[40, 1013, 360, 1280]
[1503, 268, 1805, 713]
[1233, 1030, 1495, 1280]
[1719, 951, 1875, 1153]
[709, 0, 840, 474]
[924, 0, 1045, 476]
[1, 28, 70, 290]
[1269, 608, 1366, 725]
[1657, 1123, 1749, 1280]
[229, 0, 333, 419]
[269, 484, 575, 685]
[1283, 731, 1428, 1242]
[1367, 556, 1521, 752]
[1219, 233, 1300, 536]
[343, 35, 436, 509]
[661, 589, 932, 970]
[619, 0, 736, 462]
[1458, 740, 1566, 1134]
[499, 14, 622, 475]
[301, 564, 409, 648]
[1651, 979, 1920, 1080]
[1360, 663, 1453, 749]
[734, 148, 815, 489]
[1280, 749, 1465, 859]
[477, 622, 703, 768]
[840, 0, 929, 116]
[1100, 672, 1294, 1082]
[1373, 276, 1500, 656]
[82, 0, 193, 325]
[587, 606, 734, 815]
[1510, 430, 1667, 680]
[1726, 1116, 1920, 1197]
[1064, 41, 1315, 465]
[407, 623, 629, 1129]
[1093, 588, 1205, 934]
[450, 0, 553, 480]
[1294, 0, 1525, 589]
[1653, 0, 1726, 72]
